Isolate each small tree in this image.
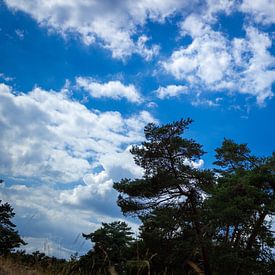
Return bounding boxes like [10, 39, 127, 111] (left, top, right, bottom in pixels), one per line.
[83, 221, 134, 274]
[0, 199, 26, 255]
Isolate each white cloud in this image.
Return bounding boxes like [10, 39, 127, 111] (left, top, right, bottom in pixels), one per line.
[191, 97, 221, 107]
[59, 171, 113, 206]
[165, 14, 232, 85]
[184, 158, 204, 169]
[146, 101, 158, 108]
[229, 27, 275, 104]
[240, 0, 275, 25]
[180, 14, 209, 37]
[136, 35, 160, 61]
[163, 14, 275, 104]
[204, 0, 235, 21]
[0, 181, 137, 258]
[156, 85, 188, 99]
[0, 84, 155, 184]
[0, 73, 14, 82]
[99, 146, 144, 182]
[15, 29, 24, 39]
[3, 0, 190, 60]
[76, 78, 142, 103]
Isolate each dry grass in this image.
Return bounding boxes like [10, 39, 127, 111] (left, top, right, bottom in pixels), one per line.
[0, 257, 45, 275]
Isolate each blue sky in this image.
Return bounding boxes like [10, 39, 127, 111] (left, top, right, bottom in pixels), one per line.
[0, 0, 274, 258]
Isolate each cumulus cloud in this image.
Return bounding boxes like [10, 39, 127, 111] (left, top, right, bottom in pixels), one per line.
[208, 0, 235, 16]
[0, 83, 155, 257]
[3, 0, 273, 65]
[0, 181, 138, 258]
[0, 83, 155, 183]
[59, 171, 113, 206]
[229, 27, 275, 104]
[163, 15, 275, 104]
[76, 78, 142, 103]
[156, 85, 188, 99]
[3, 0, 190, 60]
[240, 0, 275, 25]
[165, 15, 232, 84]
[99, 146, 143, 182]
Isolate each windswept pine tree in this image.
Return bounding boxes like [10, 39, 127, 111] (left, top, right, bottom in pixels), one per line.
[114, 119, 215, 275]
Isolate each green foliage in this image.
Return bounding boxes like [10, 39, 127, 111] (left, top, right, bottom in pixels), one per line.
[0, 199, 26, 255]
[139, 206, 198, 274]
[114, 118, 213, 214]
[114, 119, 215, 275]
[206, 139, 275, 274]
[114, 120, 275, 275]
[82, 221, 134, 273]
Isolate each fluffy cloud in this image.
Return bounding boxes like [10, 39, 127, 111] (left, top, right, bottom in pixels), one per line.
[99, 146, 143, 182]
[230, 27, 275, 104]
[164, 15, 232, 84]
[0, 83, 155, 183]
[76, 78, 142, 103]
[3, 0, 189, 60]
[0, 181, 139, 258]
[240, 0, 275, 25]
[0, 81, 152, 256]
[156, 85, 188, 99]
[59, 171, 114, 207]
[3, 0, 274, 62]
[163, 15, 275, 104]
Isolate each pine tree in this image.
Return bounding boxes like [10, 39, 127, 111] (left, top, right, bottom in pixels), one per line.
[0, 199, 26, 255]
[206, 139, 275, 274]
[114, 119, 215, 275]
[83, 221, 134, 274]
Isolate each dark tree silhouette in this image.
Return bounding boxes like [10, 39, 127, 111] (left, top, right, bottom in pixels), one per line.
[114, 119, 215, 275]
[206, 139, 275, 274]
[83, 221, 134, 274]
[0, 198, 26, 255]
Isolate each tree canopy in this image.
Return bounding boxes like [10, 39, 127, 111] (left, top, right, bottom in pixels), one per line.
[0, 199, 26, 255]
[114, 119, 275, 275]
[114, 118, 214, 274]
[82, 221, 134, 274]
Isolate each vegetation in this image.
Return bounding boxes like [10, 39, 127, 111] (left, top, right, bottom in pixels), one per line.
[82, 221, 134, 274]
[1, 119, 274, 274]
[0, 250, 67, 274]
[0, 198, 26, 255]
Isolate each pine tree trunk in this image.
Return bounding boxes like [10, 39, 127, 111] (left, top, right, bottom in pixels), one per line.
[246, 211, 267, 250]
[189, 190, 212, 275]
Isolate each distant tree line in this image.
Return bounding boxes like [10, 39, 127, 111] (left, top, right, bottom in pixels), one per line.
[0, 118, 274, 274]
